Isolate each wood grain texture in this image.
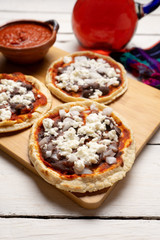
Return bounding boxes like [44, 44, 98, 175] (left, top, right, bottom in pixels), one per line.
[0, 0, 160, 239]
[0, 46, 160, 209]
[0, 12, 159, 35]
[0, 218, 160, 240]
[1, 145, 160, 217]
[0, 0, 160, 15]
[149, 129, 160, 144]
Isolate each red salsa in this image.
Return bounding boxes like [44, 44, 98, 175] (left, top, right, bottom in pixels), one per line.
[36, 108, 132, 178]
[0, 23, 52, 48]
[0, 72, 47, 122]
[50, 53, 123, 99]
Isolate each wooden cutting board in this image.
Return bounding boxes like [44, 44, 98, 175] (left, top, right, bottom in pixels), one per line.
[0, 47, 160, 209]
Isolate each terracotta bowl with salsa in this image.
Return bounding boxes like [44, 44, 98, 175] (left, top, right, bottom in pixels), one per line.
[0, 19, 59, 64]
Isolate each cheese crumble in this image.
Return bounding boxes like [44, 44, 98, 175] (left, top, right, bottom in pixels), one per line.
[0, 79, 35, 121]
[40, 104, 120, 174]
[55, 56, 121, 99]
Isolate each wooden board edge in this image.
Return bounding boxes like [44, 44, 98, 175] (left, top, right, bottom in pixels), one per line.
[0, 144, 36, 174]
[1, 123, 160, 209]
[0, 142, 115, 209]
[62, 184, 117, 209]
[136, 122, 160, 156]
[0, 45, 160, 209]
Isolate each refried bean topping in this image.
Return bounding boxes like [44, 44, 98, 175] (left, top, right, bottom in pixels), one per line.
[38, 104, 122, 175]
[0, 78, 35, 121]
[55, 56, 121, 99]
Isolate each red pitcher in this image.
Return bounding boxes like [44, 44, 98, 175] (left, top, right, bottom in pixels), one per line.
[72, 0, 160, 51]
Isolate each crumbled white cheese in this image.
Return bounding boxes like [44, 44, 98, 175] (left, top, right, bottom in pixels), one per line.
[69, 106, 84, 117]
[43, 118, 54, 131]
[45, 150, 52, 158]
[49, 127, 58, 137]
[55, 56, 121, 98]
[77, 112, 106, 137]
[86, 113, 101, 123]
[0, 92, 8, 103]
[63, 56, 72, 64]
[69, 110, 80, 117]
[10, 92, 35, 106]
[79, 136, 89, 144]
[90, 103, 98, 112]
[86, 141, 106, 154]
[59, 109, 66, 118]
[112, 80, 120, 86]
[106, 68, 118, 78]
[107, 77, 119, 87]
[89, 89, 102, 99]
[104, 119, 110, 125]
[106, 130, 118, 142]
[19, 86, 27, 95]
[69, 106, 84, 112]
[52, 127, 80, 157]
[41, 105, 120, 173]
[0, 79, 35, 121]
[100, 139, 111, 145]
[97, 58, 107, 64]
[0, 107, 12, 121]
[58, 121, 63, 129]
[24, 91, 35, 101]
[77, 124, 98, 138]
[105, 156, 117, 165]
[72, 115, 83, 123]
[74, 160, 85, 173]
[102, 107, 113, 116]
[73, 144, 99, 165]
[62, 117, 82, 131]
[68, 154, 78, 162]
[1, 79, 21, 90]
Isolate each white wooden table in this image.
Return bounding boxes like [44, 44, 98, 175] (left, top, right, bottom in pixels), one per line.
[0, 1, 160, 239]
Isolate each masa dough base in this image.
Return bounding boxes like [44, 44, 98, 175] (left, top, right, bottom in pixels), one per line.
[46, 51, 128, 104]
[0, 75, 52, 133]
[29, 101, 136, 193]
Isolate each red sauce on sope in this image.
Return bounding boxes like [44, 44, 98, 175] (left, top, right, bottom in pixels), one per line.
[0, 73, 47, 122]
[36, 108, 132, 179]
[50, 53, 123, 98]
[0, 23, 52, 48]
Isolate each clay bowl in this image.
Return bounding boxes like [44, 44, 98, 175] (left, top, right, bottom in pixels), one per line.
[0, 19, 59, 64]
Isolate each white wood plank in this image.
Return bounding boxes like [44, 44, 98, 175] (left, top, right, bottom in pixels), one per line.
[0, 0, 77, 13]
[0, 0, 160, 15]
[136, 15, 160, 34]
[0, 218, 160, 240]
[149, 128, 160, 144]
[54, 39, 79, 52]
[56, 33, 160, 47]
[54, 33, 160, 54]
[0, 11, 159, 35]
[0, 0, 159, 227]
[54, 34, 160, 53]
[0, 145, 160, 217]
[0, 17, 159, 49]
[56, 33, 75, 42]
[127, 34, 160, 48]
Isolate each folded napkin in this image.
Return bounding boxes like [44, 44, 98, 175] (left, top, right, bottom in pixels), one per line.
[110, 41, 160, 89]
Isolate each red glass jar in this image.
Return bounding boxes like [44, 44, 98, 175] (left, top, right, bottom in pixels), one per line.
[72, 0, 138, 51]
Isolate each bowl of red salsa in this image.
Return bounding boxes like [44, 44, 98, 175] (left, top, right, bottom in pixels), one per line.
[0, 19, 59, 64]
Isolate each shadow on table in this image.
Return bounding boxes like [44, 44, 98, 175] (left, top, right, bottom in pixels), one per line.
[1, 149, 136, 217]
